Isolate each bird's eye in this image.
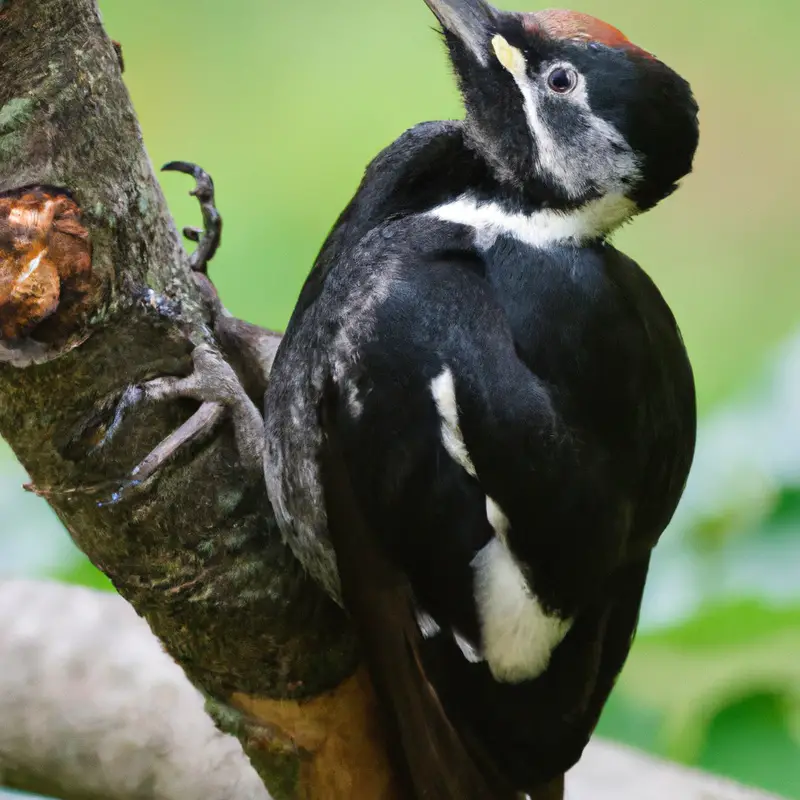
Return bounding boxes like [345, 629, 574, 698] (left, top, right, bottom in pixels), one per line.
[546, 66, 578, 95]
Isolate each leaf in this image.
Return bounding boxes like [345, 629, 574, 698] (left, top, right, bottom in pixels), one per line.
[699, 693, 800, 799]
[765, 485, 800, 530]
[616, 599, 800, 764]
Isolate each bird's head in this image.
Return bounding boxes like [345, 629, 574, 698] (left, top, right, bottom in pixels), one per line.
[423, 1, 699, 212]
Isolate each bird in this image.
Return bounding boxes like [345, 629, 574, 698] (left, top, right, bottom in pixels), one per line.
[264, 1, 699, 797]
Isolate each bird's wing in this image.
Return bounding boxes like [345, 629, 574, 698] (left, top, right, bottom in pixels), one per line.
[313, 244, 657, 792]
[318, 385, 523, 800]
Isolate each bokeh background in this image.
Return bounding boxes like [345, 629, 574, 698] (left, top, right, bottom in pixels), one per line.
[2, 0, 800, 797]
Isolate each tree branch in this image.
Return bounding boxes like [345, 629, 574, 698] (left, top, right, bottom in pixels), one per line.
[0, 580, 783, 800]
[571, 741, 785, 800]
[0, 579, 270, 800]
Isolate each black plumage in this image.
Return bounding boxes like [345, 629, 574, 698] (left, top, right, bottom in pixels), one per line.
[264, 2, 699, 797]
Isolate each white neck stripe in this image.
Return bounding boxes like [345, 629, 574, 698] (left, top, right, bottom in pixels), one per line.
[429, 193, 637, 250]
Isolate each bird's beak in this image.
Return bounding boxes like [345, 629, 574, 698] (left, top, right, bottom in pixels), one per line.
[423, 0, 498, 65]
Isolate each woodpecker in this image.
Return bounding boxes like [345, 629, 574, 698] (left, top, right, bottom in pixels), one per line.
[264, 1, 699, 797]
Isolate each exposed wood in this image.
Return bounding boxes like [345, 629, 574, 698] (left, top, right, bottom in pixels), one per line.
[233, 669, 400, 800]
[0, 189, 95, 347]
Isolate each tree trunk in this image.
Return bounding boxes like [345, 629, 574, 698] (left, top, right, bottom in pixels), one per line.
[0, 2, 395, 797]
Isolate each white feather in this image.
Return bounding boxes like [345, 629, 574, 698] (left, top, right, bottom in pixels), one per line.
[472, 538, 572, 683]
[453, 631, 484, 663]
[416, 610, 441, 639]
[430, 193, 637, 251]
[429, 376, 571, 682]
[486, 496, 510, 544]
[430, 367, 476, 478]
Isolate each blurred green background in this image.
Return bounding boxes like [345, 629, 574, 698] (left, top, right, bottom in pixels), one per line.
[2, 0, 800, 797]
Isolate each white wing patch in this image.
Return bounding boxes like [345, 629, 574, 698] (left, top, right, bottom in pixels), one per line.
[453, 631, 484, 663]
[430, 367, 476, 478]
[486, 495, 510, 544]
[416, 610, 442, 639]
[430, 370, 570, 682]
[430, 193, 637, 251]
[417, 610, 484, 663]
[472, 537, 572, 683]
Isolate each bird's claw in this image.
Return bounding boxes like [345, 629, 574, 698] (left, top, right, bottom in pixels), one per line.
[182, 226, 202, 243]
[96, 478, 143, 508]
[162, 161, 221, 275]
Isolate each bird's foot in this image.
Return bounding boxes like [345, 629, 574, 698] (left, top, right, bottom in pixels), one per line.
[83, 163, 272, 506]
[93, 343, 264, 506]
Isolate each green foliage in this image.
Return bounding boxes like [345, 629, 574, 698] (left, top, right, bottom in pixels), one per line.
[769, 487, 800, 530]
[603, 607, 800, 798]
[640, 601, 800, 651]
[701, 695, 800, 798]
[622, 601, 800, 761]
